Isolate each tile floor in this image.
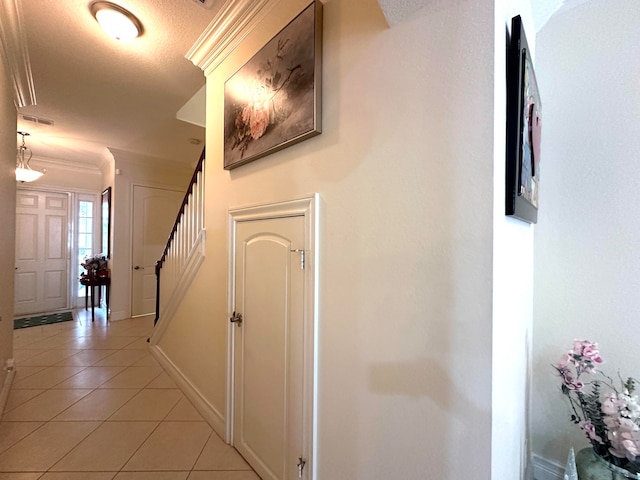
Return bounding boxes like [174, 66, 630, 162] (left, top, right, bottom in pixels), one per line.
[0, 308, 260, 480]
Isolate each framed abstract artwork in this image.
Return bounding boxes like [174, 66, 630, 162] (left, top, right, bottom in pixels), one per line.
[506, 15, 542, 224]
[223, 1, 323, 170]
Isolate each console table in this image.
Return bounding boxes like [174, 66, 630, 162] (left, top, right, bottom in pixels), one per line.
[80, 273, 110, 321]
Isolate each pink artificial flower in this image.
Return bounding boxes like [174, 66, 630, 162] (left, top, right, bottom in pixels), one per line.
[555, 363, 584, 391]
[622, 436, 640, 460]
[603, 393, 624, 415]
[572, 339, 603, 363]
[580, 421, 603, 443]
[249, 103, 269, 140]
[609, 423, 640, 461]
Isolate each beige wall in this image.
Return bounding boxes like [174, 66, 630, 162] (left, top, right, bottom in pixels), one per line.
[0, 50, 16, 392]
[157, 0, 509, 477]
[532, 0, 640, 469]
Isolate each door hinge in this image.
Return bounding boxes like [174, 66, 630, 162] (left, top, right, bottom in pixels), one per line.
[290, 249, 305, 270]
[230, 311, 243, 326]
[297, 456, 306, 478]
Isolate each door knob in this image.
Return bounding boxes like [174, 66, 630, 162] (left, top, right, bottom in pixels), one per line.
[230, 311, 243, 326]
[134, 266, 143, 270]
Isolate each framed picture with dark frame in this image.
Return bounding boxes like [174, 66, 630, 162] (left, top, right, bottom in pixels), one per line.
[506, 15, 542, 224]
[101, 187, 111, 258]
[223, 0, 322, 170]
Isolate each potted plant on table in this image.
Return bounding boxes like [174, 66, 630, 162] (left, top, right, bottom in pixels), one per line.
[81, 253, 109, 279]
[554, 340, 640, 478]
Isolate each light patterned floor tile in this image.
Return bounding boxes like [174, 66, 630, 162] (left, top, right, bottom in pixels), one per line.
[98, 366, 163, 389]
[2, 389, 45, 413]
[0, 422, 44, 454]
[60, 335, 97, 350]
[122, 337, 152, 349]
[55, 349, 117, 366]
[131, 354, 159, 367]
[2, 389, 93, 421]
[0, 421, 100, 471]
[111, 326, 153, 337]
[0, 473, 42, 479]
[109, 389, 182, 421]
[5, 314, 259, 478]
[12, 349, 49, 362]
[165, 397, 204, 422]
[11, 366, 47, 384]
[89, 336, 142, 350]
[193, 433, 252, 471]
[11, 366, 86, 389]
[39, 473, 116, 480]
[146, 371, 178, 389]
[114, 473, 188, 480]
[51, 422, 158, 472]
[93, 349, 149, 367]
[17, 336, 77, 350]
[53, 366, 126, 389]
[53, 388, 140, 421]
[16, 349, 83, 366]
[187, 472, 260, 480]
[122, 422, 212, 471]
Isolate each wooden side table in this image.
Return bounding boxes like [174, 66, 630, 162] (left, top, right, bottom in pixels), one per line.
[80, 273, 110, 321]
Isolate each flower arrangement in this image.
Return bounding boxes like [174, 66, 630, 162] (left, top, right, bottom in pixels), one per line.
[81, 254, 108, 276]
[555, 340, 640, 474]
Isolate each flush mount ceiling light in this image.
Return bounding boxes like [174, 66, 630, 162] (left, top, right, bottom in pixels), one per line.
[16, 131, 44, 183]
[90, 1, 143, 42]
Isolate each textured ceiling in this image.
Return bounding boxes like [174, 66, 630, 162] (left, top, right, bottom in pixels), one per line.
[15, 0, 223, 168]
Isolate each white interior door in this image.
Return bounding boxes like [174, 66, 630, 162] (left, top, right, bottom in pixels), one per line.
[233, 216, 306, 480]
[131, 185, 182, 317]
[15, 190, 69, 316]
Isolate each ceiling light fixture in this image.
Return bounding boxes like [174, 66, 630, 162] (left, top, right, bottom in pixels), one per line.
[16, 131, 44, 183]
[90, 2, 143, 43]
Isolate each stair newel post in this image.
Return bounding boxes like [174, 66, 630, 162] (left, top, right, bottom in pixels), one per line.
[154, 259, 162, 325]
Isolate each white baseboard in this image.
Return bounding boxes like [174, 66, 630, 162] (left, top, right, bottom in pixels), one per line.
[533, 453, 564, 480]
[0, 363, 15, 419]
[150, 344, 226, 439]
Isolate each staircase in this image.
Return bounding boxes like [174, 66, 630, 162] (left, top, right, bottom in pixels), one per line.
[154, 148, 206, 329]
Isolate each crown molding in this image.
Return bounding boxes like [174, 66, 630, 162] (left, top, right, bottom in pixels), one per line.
[108, 147, 195, 172]
[0, 0, 36, 107]
[30, 155, 102, 175]
[186, 0, 279, 76]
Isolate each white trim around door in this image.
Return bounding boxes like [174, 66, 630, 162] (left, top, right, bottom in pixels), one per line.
[227, 194, 319, 480]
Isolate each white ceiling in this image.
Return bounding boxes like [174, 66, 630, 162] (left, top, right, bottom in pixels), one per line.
[14, 0, 224, 169]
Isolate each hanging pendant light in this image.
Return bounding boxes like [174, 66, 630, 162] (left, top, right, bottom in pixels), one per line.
[15, 131, 44, 183]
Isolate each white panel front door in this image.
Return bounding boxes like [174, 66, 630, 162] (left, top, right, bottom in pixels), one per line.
[233, 215, 305, 480]
[131, 185, 182, 317]
[15, 190, 69, 316]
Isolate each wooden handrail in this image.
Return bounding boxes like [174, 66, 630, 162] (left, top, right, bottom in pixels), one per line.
[155, 146, 205, 324]
[159, 147, 205, 268]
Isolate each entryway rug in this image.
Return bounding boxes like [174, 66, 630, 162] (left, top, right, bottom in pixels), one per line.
[13, 311, 74, 330]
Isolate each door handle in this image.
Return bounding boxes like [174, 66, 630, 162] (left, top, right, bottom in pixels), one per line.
[134, 266, 144, 270]
[230, 311, 243, 326]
